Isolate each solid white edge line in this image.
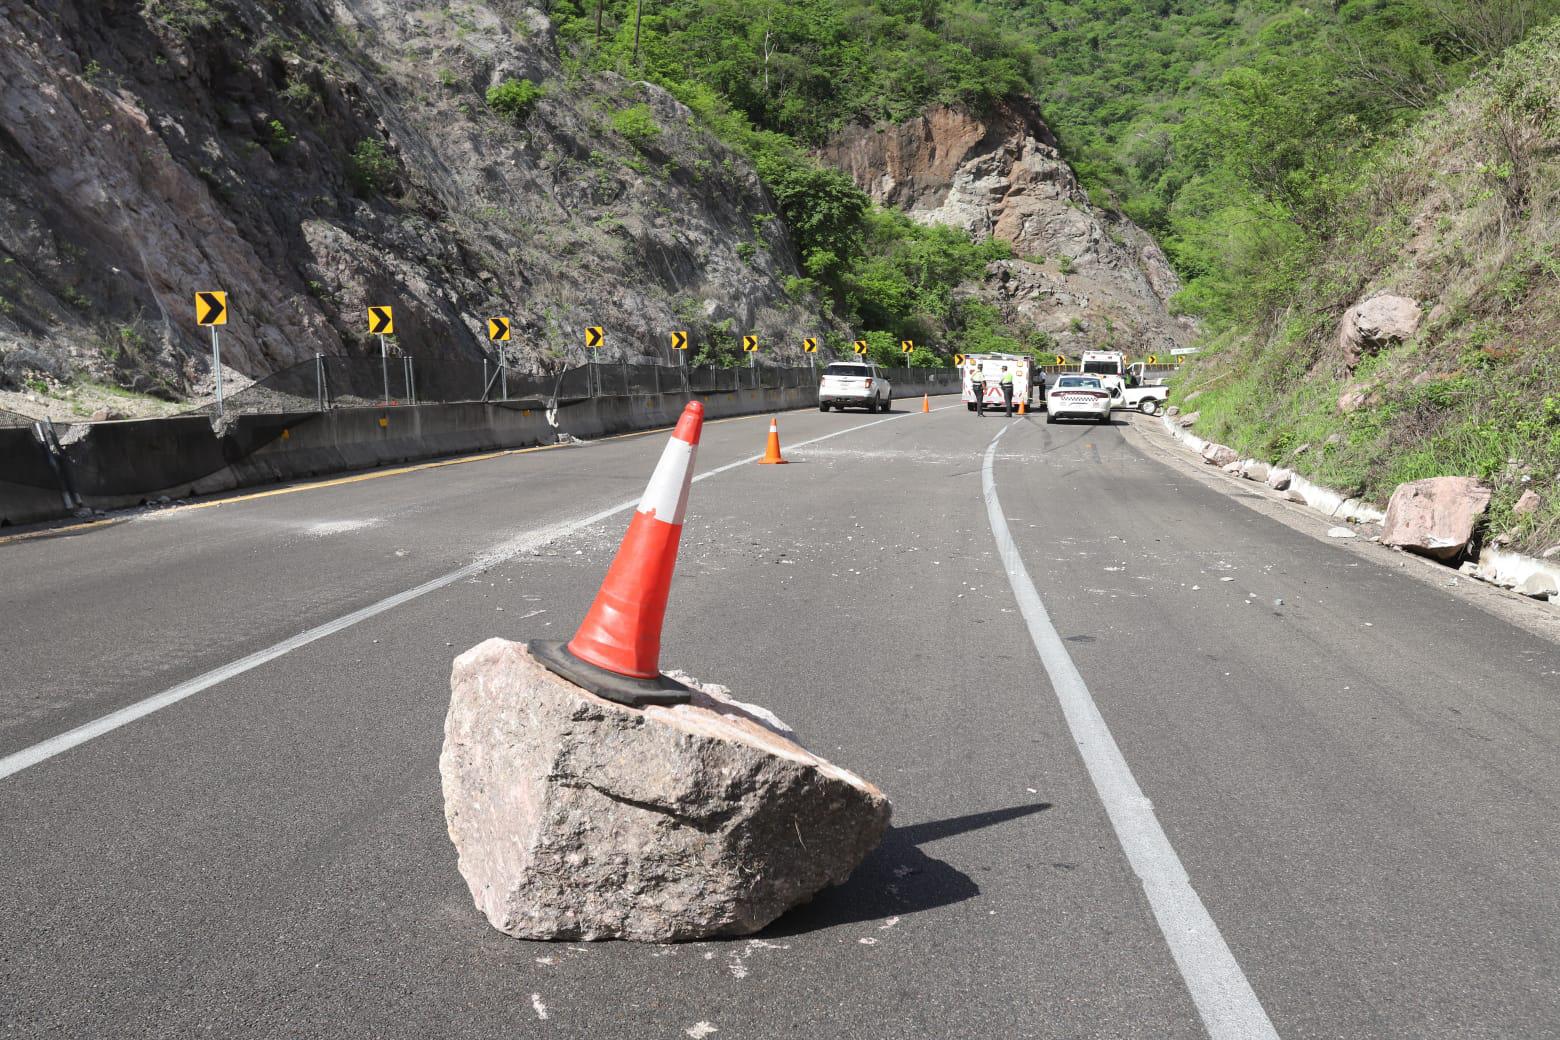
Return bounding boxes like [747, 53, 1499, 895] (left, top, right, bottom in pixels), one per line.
[0, 407, 936, 781]
[981, 421, 1280, 1040]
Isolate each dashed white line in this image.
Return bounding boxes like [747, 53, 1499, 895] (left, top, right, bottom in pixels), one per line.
[981, 421, 1280, 1040]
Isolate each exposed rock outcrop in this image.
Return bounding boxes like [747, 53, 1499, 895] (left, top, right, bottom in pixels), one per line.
[0, 1, 831, 399]
[441, 639, 891, 943]
[1381, 476, 1491, 560]
[819, 100, 1194, 355]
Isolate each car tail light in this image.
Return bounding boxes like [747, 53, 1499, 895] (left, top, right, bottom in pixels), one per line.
[864, 378, 873, 388]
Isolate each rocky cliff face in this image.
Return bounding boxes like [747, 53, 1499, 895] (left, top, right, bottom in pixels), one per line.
[0, 0, 828, 407]
[819, 100, 1194, 356]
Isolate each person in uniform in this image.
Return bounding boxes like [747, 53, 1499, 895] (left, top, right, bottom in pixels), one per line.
[999, 365, 1015, 417]
[971, 364, 986, 416]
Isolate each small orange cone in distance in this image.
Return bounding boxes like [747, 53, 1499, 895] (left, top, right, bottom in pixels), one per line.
[1019, 398, 1027, 415]
[922, 394, 930, 413]
[758, 415, 788, 464]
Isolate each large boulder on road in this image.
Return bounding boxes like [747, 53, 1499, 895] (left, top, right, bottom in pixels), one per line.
[1381, 476, 1491, 561]
[440, 639, 891, 942]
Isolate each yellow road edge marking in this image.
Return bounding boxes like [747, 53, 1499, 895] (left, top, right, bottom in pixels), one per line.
[0, 516, 129, 547]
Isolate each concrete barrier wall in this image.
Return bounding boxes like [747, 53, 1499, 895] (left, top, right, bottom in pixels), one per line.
[0, 427, 71, 528]
[0, 378, 960, 528]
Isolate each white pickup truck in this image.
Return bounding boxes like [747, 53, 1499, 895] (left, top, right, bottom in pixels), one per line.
[1079, 350, 1169, 414]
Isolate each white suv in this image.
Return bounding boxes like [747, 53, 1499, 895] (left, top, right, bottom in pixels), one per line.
[818, 362, 892, 413]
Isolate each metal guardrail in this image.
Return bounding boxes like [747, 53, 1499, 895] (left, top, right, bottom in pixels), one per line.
[172, 358, 959, 419]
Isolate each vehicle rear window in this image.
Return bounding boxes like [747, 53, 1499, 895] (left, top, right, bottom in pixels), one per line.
[1056, 376, 1101, 388]
[824, 364, 870, 376]
[1082, 361, 1118, 375]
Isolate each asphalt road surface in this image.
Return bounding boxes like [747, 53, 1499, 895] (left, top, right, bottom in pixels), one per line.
[3, 404, 1557, 1039]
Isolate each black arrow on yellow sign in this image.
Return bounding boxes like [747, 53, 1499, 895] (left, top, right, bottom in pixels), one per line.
[900, 340, 914, 353]
[853, 340, 869, 355]
[368, 306, 395, 335]
[671, 330, 689, 350]
[488, 317, 511, 342]
[1053, 354, 1068, 365]
[742, 335, 758, 352]
[195, 291, 227, 327]
[802, 338, 817, 353]
[585, 326, 604, 348]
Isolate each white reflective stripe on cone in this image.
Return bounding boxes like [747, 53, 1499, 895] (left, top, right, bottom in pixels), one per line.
[637, 438, 696, 524]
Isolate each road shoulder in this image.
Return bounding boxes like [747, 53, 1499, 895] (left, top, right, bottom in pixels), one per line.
[1119, 413, 1560, 646]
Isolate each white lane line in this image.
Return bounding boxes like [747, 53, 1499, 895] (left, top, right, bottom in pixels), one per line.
[0, 409, 928, 781]
[981, 422, 1280, 1040]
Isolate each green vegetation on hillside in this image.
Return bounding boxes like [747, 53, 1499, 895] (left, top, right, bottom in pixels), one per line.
[1013, 0, 1557, 326]
[1172, 25, 1560, 552]
[550, 1, 1030, 143]
[549, 0, 1045, 362]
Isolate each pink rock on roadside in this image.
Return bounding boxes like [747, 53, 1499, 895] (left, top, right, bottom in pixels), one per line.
[1202, 443, 1239, 467]
[440, 639, 890, 943]
[1514, 489, 1541, 515]
[1381, 476, 1491, 561]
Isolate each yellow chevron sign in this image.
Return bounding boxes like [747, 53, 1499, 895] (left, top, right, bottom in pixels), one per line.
[671, 330, 688, 350]
[487, 317, 511, 342]
[900, 340, 914, 353]
[368, 306, 394, 335]
[195, 291, 227, 327]
[852, 340, 868, 355]
[585, 326, 604, 348]
[742, 335, 758, 352]
[802, 338, 817, 353]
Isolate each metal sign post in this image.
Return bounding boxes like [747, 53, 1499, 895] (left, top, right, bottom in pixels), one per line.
[210, 326, 224, 417]
[367, 307, 396, 405]
[195, 291, 229, 417]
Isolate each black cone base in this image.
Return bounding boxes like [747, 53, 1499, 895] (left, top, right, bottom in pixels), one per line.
[528, 640, 694, 707]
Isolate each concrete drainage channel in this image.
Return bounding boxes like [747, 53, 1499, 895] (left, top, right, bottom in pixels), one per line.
[0, 384, 959, 529]
[1157, 414, 1560, 607]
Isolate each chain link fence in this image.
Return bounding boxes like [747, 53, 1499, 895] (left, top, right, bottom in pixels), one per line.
[173, 356, 958, 418]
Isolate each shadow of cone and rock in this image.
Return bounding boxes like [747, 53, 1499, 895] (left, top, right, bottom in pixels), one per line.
[761, 803, 1052, 937]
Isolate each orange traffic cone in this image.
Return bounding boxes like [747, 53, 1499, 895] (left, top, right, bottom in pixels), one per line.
[921, 394, 930, 413]
[530, 401, 704, 706]
[758, 416, 788, 464]
[1018, 398, 1027, 415]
